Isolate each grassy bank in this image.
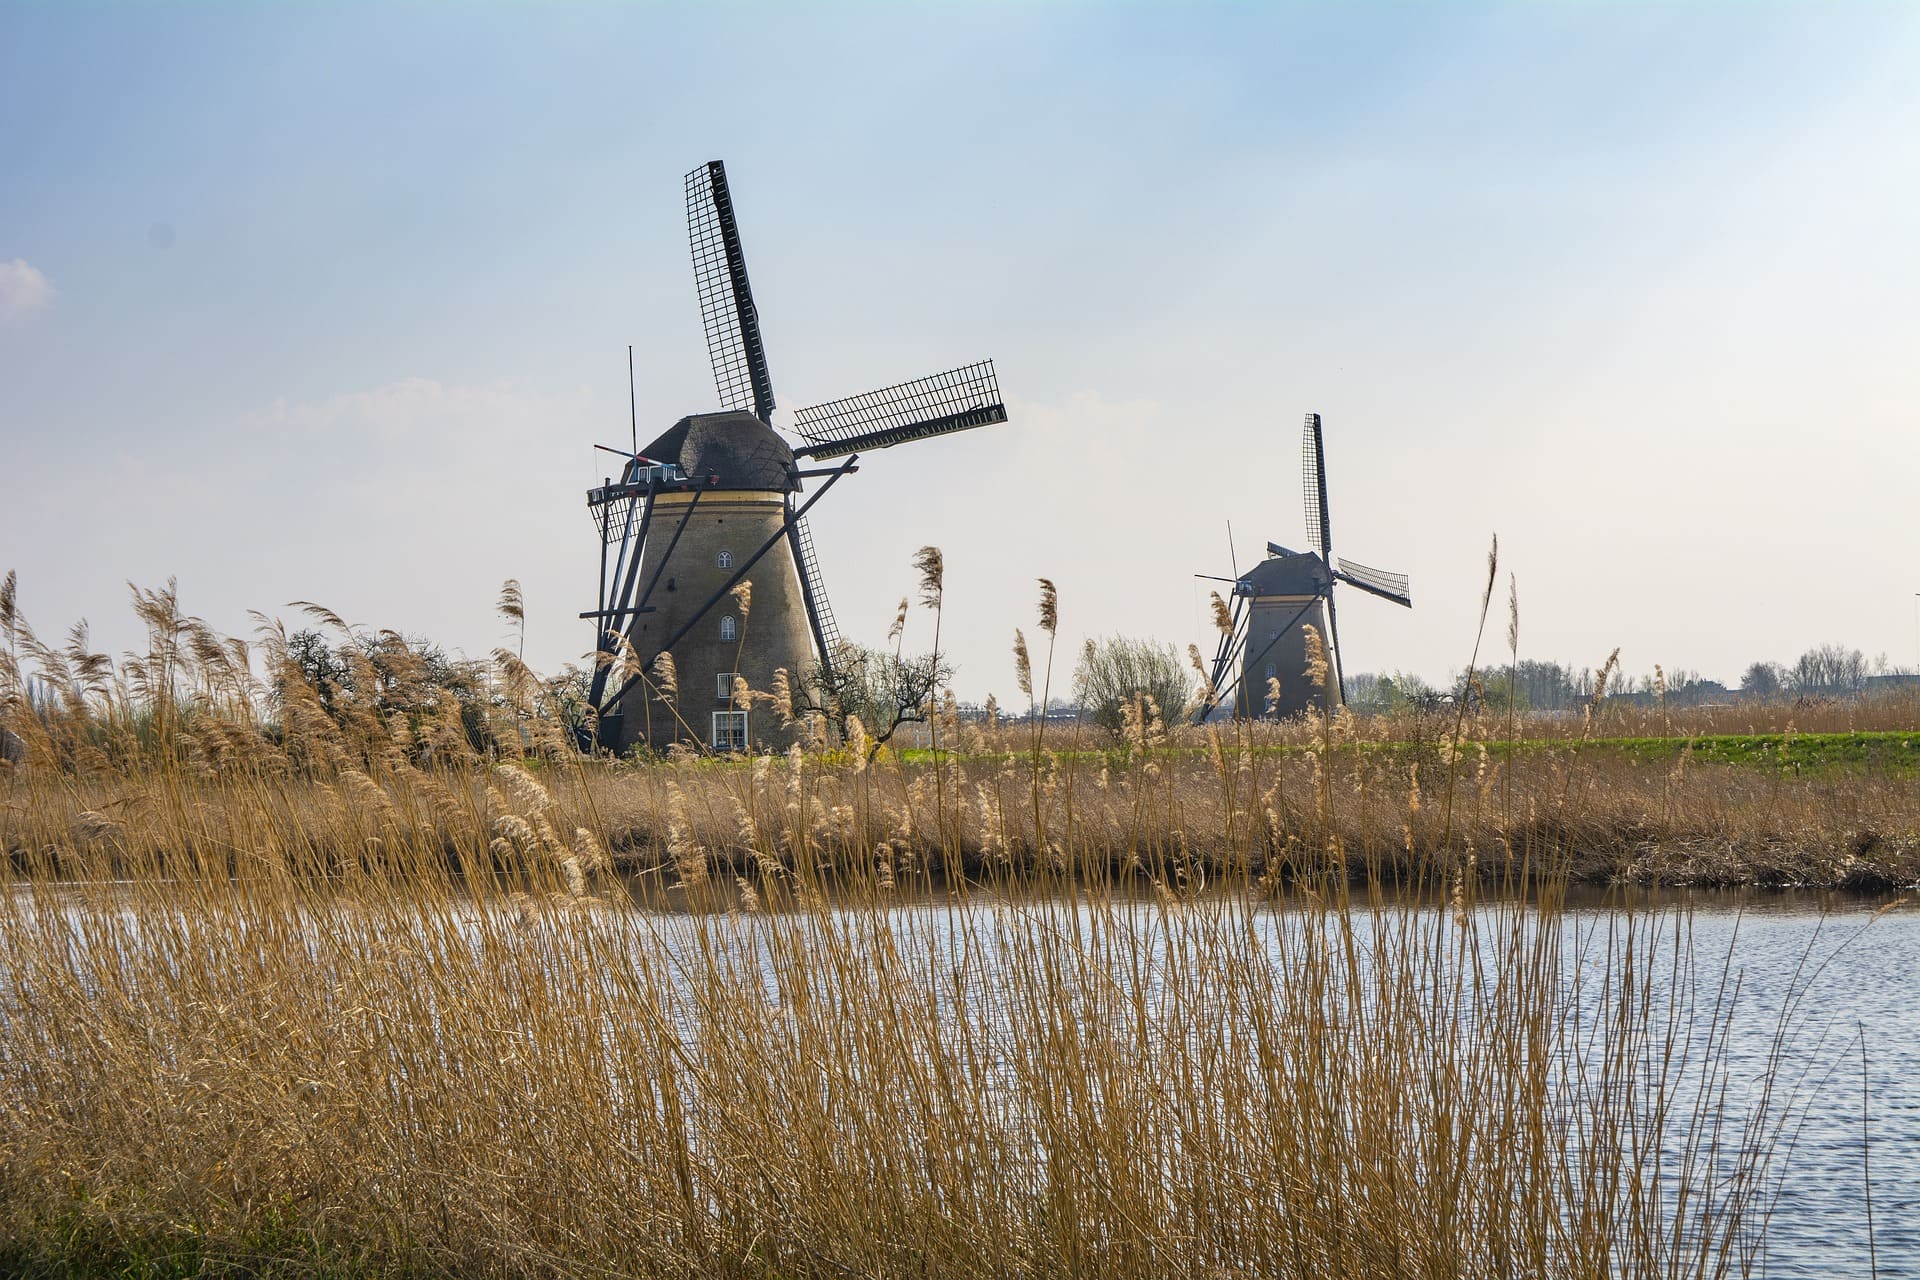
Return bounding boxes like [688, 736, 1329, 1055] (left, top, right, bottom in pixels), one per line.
[9, 724, 1916, 892]
[3, 572, 1918, 893]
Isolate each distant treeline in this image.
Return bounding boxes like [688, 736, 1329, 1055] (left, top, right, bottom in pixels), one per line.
[1347, 644, 1919, 714]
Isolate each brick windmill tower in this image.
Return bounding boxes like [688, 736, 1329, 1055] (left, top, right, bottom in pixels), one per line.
[580, 161, 1009, 754]
[1194, 414, 1412, 720]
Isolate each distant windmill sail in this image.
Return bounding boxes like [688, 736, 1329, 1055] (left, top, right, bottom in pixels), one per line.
[1334, 557, 1412, 608]
[1302, 412, 1332, 560]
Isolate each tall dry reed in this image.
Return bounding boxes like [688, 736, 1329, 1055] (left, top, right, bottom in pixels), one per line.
[2, 810, 1801, 1277]
[0, 570, 1889, 1275]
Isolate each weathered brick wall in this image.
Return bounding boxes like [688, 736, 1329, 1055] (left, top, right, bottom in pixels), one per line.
[611, 490, 815, 754]
[1239, 595, 1334, 719]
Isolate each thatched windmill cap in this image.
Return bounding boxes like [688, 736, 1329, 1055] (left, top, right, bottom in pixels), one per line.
[1242, 550, 1332, 597]
[640, 411, 798, 492]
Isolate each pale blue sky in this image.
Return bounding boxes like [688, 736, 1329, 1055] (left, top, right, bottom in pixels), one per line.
[3, 2, 1918, 696]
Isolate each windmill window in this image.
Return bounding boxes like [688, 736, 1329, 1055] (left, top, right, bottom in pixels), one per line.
[717, 550, 733, 569]
[710, 710, 748, 753]
[716, 672, 741, 702]
[720, 615, 737, 642]
[1266, 664, 1276, 680]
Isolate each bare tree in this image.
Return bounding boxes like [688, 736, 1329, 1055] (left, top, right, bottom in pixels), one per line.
[1074, 636, 1193, 737]
[1789, 644, 1867, 696]
[802, 644, 952, 758]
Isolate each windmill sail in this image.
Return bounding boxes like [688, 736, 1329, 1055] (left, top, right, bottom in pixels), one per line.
[1334, 557, 1412, 608]
[686, 161, 775, 421]
[791, 360, 1007, 460]
[1302, 412, 1332, 560]
[786, 510, 843, 670]
[1322, 590, 1345, 706]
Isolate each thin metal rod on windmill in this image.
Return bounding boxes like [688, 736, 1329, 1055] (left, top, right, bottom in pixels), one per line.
[583, 487, 705, 714]
[582, 478, 658, 710]
[631, 488, 706, 621]
[1198, 592, 1248, 721]
[1324, 591, 1346, 705]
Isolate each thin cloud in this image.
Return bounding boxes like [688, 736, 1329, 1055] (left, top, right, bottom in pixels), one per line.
[0, 258, 54, 322]
[251, 376, 588, 444]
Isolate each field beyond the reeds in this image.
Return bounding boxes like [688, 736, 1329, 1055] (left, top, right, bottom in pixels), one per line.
[10, 713, 1919, 896]
[4, 572, 1919, 894]
[0, 573, 1907, 1275]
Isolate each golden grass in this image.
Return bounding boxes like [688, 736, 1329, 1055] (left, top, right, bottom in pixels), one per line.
[0, 573, 1894, 1274]
[2, 796, 1797, 1277]
[2, 572, 1916, 895]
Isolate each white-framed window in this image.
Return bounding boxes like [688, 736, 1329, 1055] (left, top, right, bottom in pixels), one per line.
[711, 710, 748, 752]
[720, 615, 737, 642]
[716, 549, 733, 569]
[716, 672, 741, 702]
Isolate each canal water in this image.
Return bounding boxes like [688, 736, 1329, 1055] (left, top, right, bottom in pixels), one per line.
[1553, 889, 1916, 1278]
[630, 883, 1916, 1276]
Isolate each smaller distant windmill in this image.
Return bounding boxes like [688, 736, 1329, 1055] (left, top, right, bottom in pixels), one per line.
[1195, 413, 1412, 720]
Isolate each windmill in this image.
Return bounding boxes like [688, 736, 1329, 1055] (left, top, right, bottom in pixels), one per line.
[580, 161, 1009, 754]
[1195, 413, 1411, 720]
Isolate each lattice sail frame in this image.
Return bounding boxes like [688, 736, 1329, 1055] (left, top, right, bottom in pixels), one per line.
[1335, 557, 1412, 607]
[792, 360, 1007, 460]
[1302, 412, 1332, 560]
[591, 486, 640, 546]
[686, 161, 774, 421]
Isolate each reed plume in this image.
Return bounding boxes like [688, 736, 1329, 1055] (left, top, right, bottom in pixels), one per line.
[1209, 590, 1233, 635]
[650, 652, 679, 705]
[770, 667, 794, 725]
[913, 546, 944, 609]
[1303, 624, 1328, 690]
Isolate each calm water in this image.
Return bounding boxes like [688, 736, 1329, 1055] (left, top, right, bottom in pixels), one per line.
[1552, 890, 1917, 1278]
[721, 886, 1919, 1277]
